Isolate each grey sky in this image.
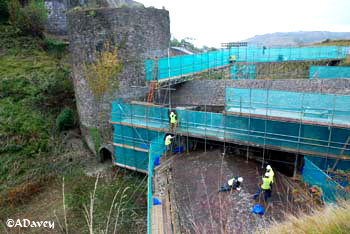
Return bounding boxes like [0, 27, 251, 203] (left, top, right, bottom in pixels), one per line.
[140, 0, 350, 48]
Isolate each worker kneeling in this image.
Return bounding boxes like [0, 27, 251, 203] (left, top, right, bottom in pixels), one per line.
[219, 177, 243, 192]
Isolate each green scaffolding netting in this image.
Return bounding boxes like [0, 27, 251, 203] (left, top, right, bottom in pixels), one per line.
[309, 66, 350, 79]
[112, 101, 350, 158]
[225, 88, 350, 126]
[144, 46, 350, 80]
[302, 157, 349, 202]
[112, 99, 350, 231]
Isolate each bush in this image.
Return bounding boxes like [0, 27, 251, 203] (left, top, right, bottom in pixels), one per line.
[56, 107, 75, 131]
[15, 0, 48, 37]
[42, 38, 68, 58]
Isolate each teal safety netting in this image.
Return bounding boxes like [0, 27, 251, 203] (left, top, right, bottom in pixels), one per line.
[147, 136, 165, 234]
[302, 157, 349, 202]
[231, 64, 256, 80]
[144, 46, 350, 81]
[113, 123, 165, 233]
[111, 101, 350, 159]
[307, 156, 350, 171]
[145, 60, 154, 81]
[309, 66, 350, 79]
[113, 125, 162, 172]
[225, 88, 350, 126]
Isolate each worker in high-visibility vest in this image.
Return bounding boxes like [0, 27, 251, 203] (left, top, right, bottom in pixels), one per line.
[266, 165, 274, 190]
[219, 176, 243, 192]
[164, 134, 174, 154]
[229, 55, 236, 64]
[253, 172, 272, 202]
[169, 111, 177, 132]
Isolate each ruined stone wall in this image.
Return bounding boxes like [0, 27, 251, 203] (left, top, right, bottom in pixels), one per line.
[171, 79, 350, 107]
[67, 7, 170, 153]
[44, 0, 143, 35]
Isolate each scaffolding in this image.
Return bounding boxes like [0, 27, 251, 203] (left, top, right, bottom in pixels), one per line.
[112, 45, 350, 233]
[309, 66, 350, 79]
[145, 45, 350, 82]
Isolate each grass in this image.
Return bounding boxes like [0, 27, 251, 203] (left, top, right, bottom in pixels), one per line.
[0, 24, 76, 204]
[258, 202, 350, 234]
[313, 39, 350, 47]
[0, 23, 148, 233]
[60, 169, 147, 234]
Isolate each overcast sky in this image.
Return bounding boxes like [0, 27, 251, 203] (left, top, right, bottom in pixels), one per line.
[139, 0, 350, 48]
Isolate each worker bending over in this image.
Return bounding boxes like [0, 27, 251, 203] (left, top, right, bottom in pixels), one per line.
[253, 172, 272, 202]
[169, 111, 177, 132]
[219, 177, 243, 192]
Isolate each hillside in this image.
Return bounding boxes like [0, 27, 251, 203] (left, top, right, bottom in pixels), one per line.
[243, 31, 350, 47]
[0, 24, 147, 233]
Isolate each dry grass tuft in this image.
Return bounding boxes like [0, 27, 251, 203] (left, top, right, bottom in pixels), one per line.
[258, 202, 350, 234]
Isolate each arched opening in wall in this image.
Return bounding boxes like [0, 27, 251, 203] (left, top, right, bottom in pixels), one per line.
[99, 147, 112, 163]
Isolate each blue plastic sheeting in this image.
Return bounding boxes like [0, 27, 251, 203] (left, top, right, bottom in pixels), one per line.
[111, 101, 350, 158]
[302, 157, 349, 202]
[231, 64, 256, 80]
[144, 46, 349, 80]
[225, 88, 350, 126]
[309, 66, 350, 79]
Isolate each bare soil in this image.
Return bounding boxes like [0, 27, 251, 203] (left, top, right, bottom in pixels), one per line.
[171, 149, 304, 234]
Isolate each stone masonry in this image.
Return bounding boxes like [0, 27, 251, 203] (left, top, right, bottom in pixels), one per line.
[171, 79, 350, 107]
[44, 0, 144, 35]
[67, 7, 170, 154]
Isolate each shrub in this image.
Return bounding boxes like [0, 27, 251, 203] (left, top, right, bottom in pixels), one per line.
[42, 38, 68, 58]
[56, 107, 75, 131]
[83, 41, 122, 101]
[15, 0, 48, 37]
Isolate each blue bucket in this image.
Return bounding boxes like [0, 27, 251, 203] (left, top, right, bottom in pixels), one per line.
[153, 197, 161, 205]
[252, 204, 264, 215]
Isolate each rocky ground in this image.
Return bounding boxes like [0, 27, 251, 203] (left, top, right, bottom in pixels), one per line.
[170, 149, 305, 234]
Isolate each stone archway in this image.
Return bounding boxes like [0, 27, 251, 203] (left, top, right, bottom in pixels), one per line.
[99, 145, 113, 163]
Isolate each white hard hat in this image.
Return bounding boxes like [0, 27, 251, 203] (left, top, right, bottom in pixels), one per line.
[266, 165, 271, 170]
[238, 177, 243, 182]
[265, 172, 270, 177]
